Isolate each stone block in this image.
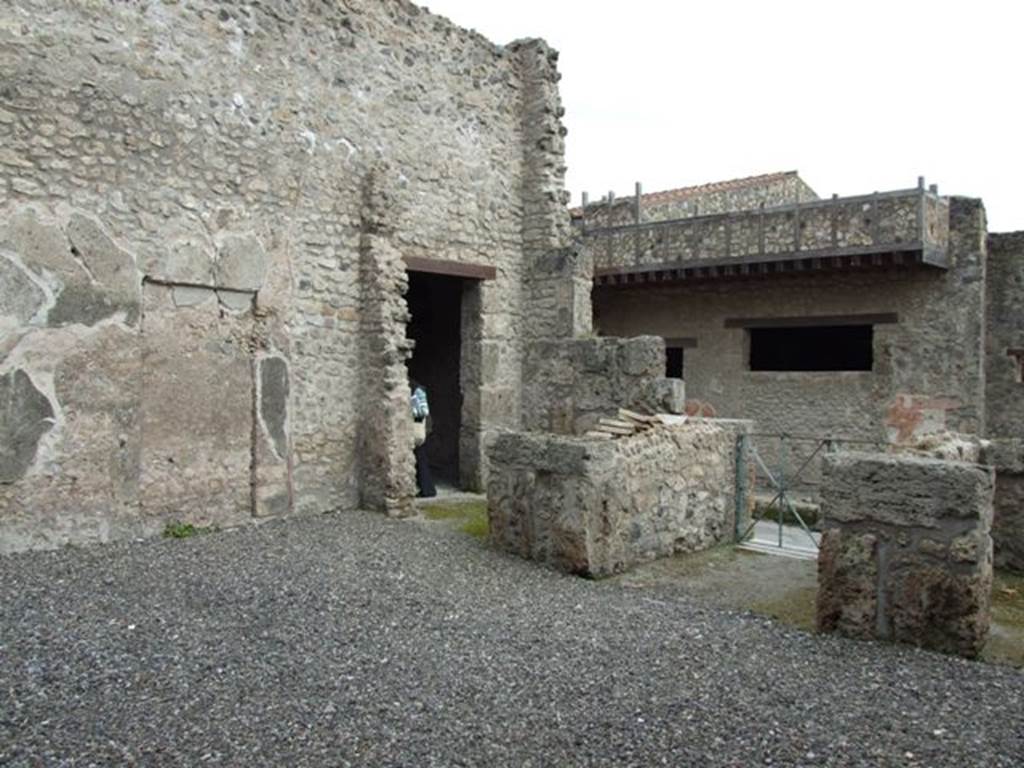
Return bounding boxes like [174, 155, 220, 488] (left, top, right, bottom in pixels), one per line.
[821, 452, 994, 530]
[817, 451, 994, 658]
[488, 421, 737, 577]
[215, 233, 269, 292]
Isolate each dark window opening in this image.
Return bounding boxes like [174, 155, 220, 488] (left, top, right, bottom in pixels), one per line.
[749, 325, 873, 372]
[666, 347, 684, 379]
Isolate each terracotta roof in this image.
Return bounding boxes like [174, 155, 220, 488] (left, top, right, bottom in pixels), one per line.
[570, 171, 802, 217]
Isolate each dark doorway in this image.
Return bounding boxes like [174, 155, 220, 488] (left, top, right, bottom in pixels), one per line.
[406, 271, 464, 487]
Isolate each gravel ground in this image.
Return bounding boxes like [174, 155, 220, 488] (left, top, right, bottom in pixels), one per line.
[1, 512, 1022, 767]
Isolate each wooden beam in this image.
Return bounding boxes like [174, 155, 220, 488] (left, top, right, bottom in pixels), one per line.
[403, 256, 496, 280]
[724, 313, 899, 329]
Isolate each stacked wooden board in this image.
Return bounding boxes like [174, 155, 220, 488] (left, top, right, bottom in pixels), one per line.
[584, 408, 683, 440]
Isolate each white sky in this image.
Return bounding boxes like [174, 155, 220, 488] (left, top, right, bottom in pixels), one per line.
[423, 0, 1024, 232]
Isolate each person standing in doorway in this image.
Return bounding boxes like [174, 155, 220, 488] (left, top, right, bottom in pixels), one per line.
[410, 378, 436, 498]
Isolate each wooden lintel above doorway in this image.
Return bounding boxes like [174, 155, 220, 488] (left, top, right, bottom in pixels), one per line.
[403, 255, 496, 281]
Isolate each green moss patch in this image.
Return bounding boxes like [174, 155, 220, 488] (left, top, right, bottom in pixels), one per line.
[422, 500, 489, 539]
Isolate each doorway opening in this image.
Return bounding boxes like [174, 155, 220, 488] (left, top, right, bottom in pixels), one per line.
[406, 270, 464, 488]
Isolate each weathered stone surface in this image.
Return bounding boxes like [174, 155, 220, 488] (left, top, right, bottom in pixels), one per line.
[216, 234, 268, 292]
[0, 0, 631, 552]
[816, 529, 878, 640]
[3, 209, 78, 284]
[0, 369, 55, 483]
[47, 282, 128, 328]
[821, 452, 994, 529]
[523, 336, 671, 434]
[642, 377, 686, 415]
[992, 468, 1024, 571]
[151, 236, 216, 287]
[259, 356, 289, 459]
[592, 198, 991, 470]
[816, 451, 994, 658]
[488, 420, 748, 577]
[0, 255, 46, 329]
[65, 214, 139, 307]
[889, 567, 992, 658]
[172, 286, 215, 308]
[138, 283, 253, 529]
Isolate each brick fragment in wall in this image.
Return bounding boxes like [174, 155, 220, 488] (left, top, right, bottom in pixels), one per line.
[817, 451, 994, 658]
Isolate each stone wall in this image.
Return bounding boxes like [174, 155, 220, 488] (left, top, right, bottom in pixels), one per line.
[579, 172, 818, 230]
[816, 452, 994, 658]
[593, 198, 988, 445]
[521, 335, 685, 434]
[488, 420, 747, 577]
[982, 439, 1024, 572]
[985, 231, 1024, 439]
[587, 189, 946, 274]
[0, 0, 576, 550]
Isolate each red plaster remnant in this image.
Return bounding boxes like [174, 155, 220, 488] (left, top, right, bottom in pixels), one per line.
[684, 399, 717, 418]
[885, 394, 961, 443]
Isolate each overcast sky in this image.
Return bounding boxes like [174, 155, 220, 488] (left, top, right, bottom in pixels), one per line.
[424, 0, 1023, 232]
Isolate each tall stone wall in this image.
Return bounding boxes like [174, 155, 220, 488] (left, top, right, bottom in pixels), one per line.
[0, 0, 572, 550]
[985, 231, 1024, 438]
[593, 198, 988, 445]
[817, 452, 994, 658]
[488, 420, 747, 577]
[580, 172, 818, 229]
[521, 335, 684, 434]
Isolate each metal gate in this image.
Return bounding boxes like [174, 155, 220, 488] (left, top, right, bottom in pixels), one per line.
[733, 432, 886, 558]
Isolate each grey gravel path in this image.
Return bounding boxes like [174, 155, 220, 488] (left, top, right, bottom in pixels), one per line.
[1, 511, 1022, 767]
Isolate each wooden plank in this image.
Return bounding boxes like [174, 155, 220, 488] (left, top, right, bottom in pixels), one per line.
[724, 312, 899, 329]
[403, 256, 496, 280]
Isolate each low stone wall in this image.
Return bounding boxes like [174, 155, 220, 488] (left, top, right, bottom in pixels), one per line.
[487, 419, 748, 577]
[816, 452, 994, 658]
[982, 439, 1024, 572]
[521, 335, 685, 435]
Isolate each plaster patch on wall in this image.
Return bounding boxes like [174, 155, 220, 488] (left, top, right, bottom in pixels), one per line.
[885, 394, 962, 444]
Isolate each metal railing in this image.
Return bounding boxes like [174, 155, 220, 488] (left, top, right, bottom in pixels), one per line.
[734, 432, 888, 553]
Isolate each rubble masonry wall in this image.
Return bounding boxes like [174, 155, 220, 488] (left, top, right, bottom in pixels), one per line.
[487, 420, 748, 577]
[817, 452, 994, 658]
[593, 198, 988, 445]
[984, 232, 1024, 570]
[0, 0, 571, 550]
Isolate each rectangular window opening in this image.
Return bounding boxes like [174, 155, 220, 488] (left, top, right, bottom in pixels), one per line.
[749, 325, 873, 372]
[666, 347, 684, 379]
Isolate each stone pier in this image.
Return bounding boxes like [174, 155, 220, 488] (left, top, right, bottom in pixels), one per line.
[816, 452, 994, 658]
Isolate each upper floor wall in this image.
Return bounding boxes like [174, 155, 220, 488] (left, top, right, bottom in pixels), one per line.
[587, 185, 951, 285]
[573, 171, 817, 230]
